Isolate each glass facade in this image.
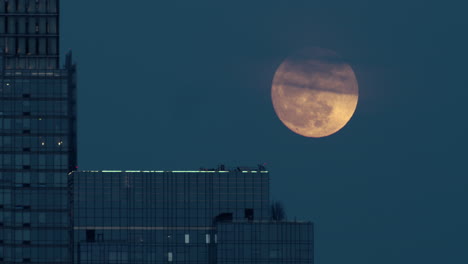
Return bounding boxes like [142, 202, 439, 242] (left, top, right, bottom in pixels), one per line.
[216, 222, 313, 264]
[0, 1, 77, 263]
[1, 2, 314, 264]
[72, 169, 313, 264]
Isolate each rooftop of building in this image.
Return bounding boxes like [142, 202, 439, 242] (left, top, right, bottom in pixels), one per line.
[70, 165, 269, 175]
[73, 170, 268, 174]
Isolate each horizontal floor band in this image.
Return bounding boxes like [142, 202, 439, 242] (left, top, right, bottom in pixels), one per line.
[74, 226, 215, 230]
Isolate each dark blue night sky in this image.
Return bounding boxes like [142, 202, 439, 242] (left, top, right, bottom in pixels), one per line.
[60, 1, 468, 263]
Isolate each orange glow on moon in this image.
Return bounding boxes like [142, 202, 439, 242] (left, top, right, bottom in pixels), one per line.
[271, 47, 359, 138]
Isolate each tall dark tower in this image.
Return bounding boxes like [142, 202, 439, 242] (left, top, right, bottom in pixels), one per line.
[0, 0, 76, 263]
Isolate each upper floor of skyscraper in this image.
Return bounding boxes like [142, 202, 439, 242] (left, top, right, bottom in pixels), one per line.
[0, 0, 60, 70]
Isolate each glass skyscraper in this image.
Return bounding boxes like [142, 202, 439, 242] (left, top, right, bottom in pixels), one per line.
[72, 168, 313, 263]
[0, 0, 77, 263]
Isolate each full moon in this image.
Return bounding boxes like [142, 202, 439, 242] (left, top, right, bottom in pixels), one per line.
[271, 47, 359, 138]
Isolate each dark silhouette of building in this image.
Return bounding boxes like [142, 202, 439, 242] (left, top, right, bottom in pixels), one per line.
[0, 0, 77, 263]
[72, 167, 313, 263]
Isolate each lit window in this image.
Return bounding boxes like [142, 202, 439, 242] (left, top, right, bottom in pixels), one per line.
[206, 234, 210, 244]
[168, 252, 173, 262]
[184, 234, 189, 244]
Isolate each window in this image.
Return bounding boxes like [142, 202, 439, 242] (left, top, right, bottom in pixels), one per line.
[22, 212, 30, 225]
[109, 252, 127, 264]
[245, 208, 254, 221]
[205, 234, 210, 244]
[168, 252, 173, 262]
[269, 250, 280, 259]
[38, 173, 46, 185]
[38, 213, 46, 224]
[86, 230, 95, 242]
[184, 234, 189, 244]
[215, 212, 233, 222]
